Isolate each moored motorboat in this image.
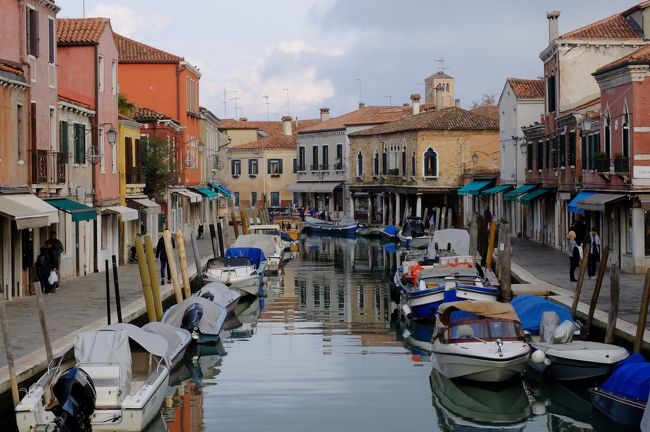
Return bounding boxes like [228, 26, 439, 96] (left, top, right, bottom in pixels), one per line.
[162, 297, 227, 344]
[303, 216, 360, 236]
[232, 234, 283, 273]
[194, 281, 242, 313]
[397, 216, 426, 245]
[431, 301, 531, 382]
[380, 224, 399, 242]
[274, 215, 302, 240]
[122, 322, 191, 369]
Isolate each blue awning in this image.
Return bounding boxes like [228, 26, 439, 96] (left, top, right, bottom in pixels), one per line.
[209, 182, 232, 200]
[568, 191, 596, 214]
[481, 185, 514, 196]
[457, 180, 492, 196]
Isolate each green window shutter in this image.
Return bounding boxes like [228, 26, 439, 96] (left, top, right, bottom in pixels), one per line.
[73, 124, 81, 164]
[59, 121, 68, 158]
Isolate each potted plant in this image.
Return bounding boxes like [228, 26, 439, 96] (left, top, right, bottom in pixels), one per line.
[614, 153, 629, 173]
[593, 151, 609, 172]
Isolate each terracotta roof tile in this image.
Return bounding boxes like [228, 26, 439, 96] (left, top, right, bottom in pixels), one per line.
[507, 78, 545, 99]
[57, 18, 110, 45]
[350, 106, 498, 137]
[114, 33, 183, 64]
[58, 95, 92, 109]
[559, 13, 641, 41]
[219, 118, 320, 136]
[0, 61, 25, 84]
[470, 105, 499, 121]
[299, 105, 411, 133]
[121, 104, 177, 122]
[595, 44, 650, 74]
[231, 135, 296, 151]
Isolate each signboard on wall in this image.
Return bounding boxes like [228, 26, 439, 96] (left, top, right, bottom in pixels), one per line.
[634, 166, 650, 179]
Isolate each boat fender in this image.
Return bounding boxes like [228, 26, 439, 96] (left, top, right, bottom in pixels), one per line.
[531, 350, 546, 364]
[531, 401, 547, 416]
[401, 304, 413, 319]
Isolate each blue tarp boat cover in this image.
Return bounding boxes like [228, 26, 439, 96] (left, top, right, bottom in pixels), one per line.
[510, 295, 573, 334]
[280, 231, 293, 242]
[383, 243, 397, 253]
[601, 354, 650, 402]
[383, 225, 399, 236]
[224, 247, 266, 269]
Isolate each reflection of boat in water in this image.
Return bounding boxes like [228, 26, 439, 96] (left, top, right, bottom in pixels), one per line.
[526, 378, 598, 431]
[400, 318, 434, 356]
[429, 369, 530, 430]
[228, 298, 261, 339]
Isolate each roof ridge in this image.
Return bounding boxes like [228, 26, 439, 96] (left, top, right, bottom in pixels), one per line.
[558, 10, 641, 41]
[114, 32, 183, 63]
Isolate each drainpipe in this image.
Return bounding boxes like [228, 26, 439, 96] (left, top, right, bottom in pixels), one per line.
[93, 44, 99, 272]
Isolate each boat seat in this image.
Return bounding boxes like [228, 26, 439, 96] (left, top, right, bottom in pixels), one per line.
[78, 364, 127, 406]
[455, 325, 475, 339]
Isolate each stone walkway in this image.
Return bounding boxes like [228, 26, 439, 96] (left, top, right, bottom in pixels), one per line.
[511, 237, 647, 329]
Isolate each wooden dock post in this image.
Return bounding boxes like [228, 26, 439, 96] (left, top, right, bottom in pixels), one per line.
[191, 230, 203, 281]
[134, 235, 156, 322]
[176, 229, 191, 299]
[571, 242, 591, 317]
[497, 221, 512, 302]
[104, 259, 111, 325]
[143, 235, 163, 320]
[208, 223, 218, 258]
[33, 277, 53, 363]
[231, 211, 239, 240]
[217, 220, 225, 257]
[605, 262, 620, 344]
[240, 210, 249, 234]
[485, 219, 497, 270]
[0, 299, 19, 406]
[223, 214, 232, 248]
[163, 230, 183, 304]
[585, 247, 608, 333]
[469, 216, 478, 259]
[635, 267, 650, 353]
[112, 255, 123, 323]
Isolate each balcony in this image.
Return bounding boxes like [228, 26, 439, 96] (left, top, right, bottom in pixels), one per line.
[310, 164, 319, 172]
[31, 150, 67, 185]
[320, 164, 329, 172]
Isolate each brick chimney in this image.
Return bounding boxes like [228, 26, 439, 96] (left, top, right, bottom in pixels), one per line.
[410, 93, 421, 115]
[547, 11, 560, 43]
[320, 107, 330, 122]
[358, 102, 366, 109]
[455, 99, 460, 108]
[240, 117, 248, 122]
[281, 115, 292, 136]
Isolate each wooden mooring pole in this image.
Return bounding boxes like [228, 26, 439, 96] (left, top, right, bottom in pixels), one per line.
[485, 220, 497, 270]
[105, 259, 111, 325]
[143, 235, 163, 321]
[469, 217, 478, 259]
[208, 223, 218, 258]
[176, 229, 191, 299]
[111, 255, 123, 323]
[231, 211, 240, 240]
[217, 220, 225, 257]
[134, 234, 156, 322]
[635, 267, 650, 353]
[605, 263, 620, 344]
[191, 230, 202, 281]
[585, 247, 608, 334]
[33, 278, 53, 364]
[571, 242, 591, 317]
[0, 299, 19, 406]
[164, 230, 183, 304]
[497, 221, 512, 302]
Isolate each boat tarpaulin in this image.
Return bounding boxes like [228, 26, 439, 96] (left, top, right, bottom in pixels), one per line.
[438, 301, 520, 326]
[457, 180, 492, 196]
[427, 228, 470, 257]
[161, 297, 226, 336]
[74, 328, 133, 393]
[142, 322, 191, 365]
[601, 354, 650, 401]
[568, 191, 596, 215]
[510, 295, 573, 335]
[195, 282, 241, 308]
[232, 234, 278, 258]
[383, 225, 399, 236]
[503, 184, 537, 202]
[224, 247, 266, 269]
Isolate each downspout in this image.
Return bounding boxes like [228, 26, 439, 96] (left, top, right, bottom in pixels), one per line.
[93, 44, 99, 272]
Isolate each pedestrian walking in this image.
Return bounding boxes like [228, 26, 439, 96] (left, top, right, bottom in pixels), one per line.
[587, 227, 601, 280]
[156, 234, 175, 285]
[567, 231, 581, 282]
[35, 247, 51, 294]
[483, 206, 492, 224]
[570, 215, 587, 246]
[197, 224, 204, 239]
[48, 231, 64, 289]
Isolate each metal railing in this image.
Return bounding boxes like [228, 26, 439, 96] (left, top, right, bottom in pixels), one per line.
[31, 150, 68, 184]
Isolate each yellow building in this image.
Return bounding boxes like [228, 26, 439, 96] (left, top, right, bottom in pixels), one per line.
[349, 105, 499, 227]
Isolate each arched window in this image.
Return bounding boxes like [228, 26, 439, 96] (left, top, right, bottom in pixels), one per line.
[411, 152, 416, 177]
[357, 152, 364, 177]
[373, 151, 379, 176]
[622, 106, 630, 159]
[401, 148, 406, 176]
[381, 148, 387, 175]
[423, 148, 438, 177]
[604, 111, 611, 159]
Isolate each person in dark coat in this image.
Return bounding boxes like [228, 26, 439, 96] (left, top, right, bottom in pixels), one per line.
[299, 206, 305, 222]
[35, 247, 51, 293]
[570, 215, 587, 246]
[567, 231, 580, 282]
[156, 235, 175, 284]
[587, 227, 601, 279]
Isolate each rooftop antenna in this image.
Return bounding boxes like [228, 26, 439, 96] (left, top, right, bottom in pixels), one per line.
[436, 58, 451, 74]
[384, 96, 392, 106]
[229, 91, 240, 119]
[82, 0, 86, 18]
[283, 88, 290, 116]
[223, 89, 237, 118]
[355, 78, 362, 105]
[263, 95, 270, 121]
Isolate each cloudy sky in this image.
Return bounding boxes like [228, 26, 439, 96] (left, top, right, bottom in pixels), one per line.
[58, 0, 639, 121]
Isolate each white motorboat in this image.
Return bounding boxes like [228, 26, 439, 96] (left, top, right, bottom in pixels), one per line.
[431, 301, 531, 382]
[140, 322, 192, 368]
[204, 256, 261, 297]
[16, 324, 171, 432]
[194, 281, 242, 313]
[232, 234, 283, 273]
[162, 297, 228, 344]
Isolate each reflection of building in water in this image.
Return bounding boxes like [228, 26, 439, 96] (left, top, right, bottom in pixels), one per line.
[164, 381, 204, 432]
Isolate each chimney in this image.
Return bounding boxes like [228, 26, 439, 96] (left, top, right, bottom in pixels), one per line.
[320, 107, 330, 122]
[281, 115, 292, 136]
[455, 99, 460, 108]
[547, 11, 560, 43]
[410, 93, 421, 115]
[240, 117, 248, 122]
[358, 102, 366, 109]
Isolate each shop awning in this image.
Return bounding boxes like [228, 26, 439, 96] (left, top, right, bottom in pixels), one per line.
[171, 188, 202, 203]
[577, 193, 628, 212]
[45, 197, 96, 222]
[0, 194, 59, 229]
[104, 206, 139, 222]
[127, 198, 161, 213]
[481, 184, 514, 196]
[192, 186, 218, 201]
[568, 191, 597, 215]
[503, 184, 537, 202]
[288, 182, 342, 193]
[520, 188, 552, 206]
[457, 180, 492, 196]
[208, 182, 232, 200]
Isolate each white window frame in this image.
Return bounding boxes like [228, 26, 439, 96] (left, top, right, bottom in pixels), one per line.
[98, 55, 105, 92]
[111, 60, 117, 95]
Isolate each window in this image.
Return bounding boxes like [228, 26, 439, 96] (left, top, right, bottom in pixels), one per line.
[559, 133, 566, 167]
[234, 192, 240, 207]
[98, 55, 105, 92]
[312, 145, 319, 170]
[411, 152, 416, 177]
[231, 159, 241, 176]
[544, 138, 550, 169]
[293, 158, 297, 173]
[322, 145, 329, 170]
[26, 7, 39, 57]
[186, 77, 190, 111]
[568, 130, 576, 166]
[356, 153, 364, 177]
[627, 209, 633, 255]
[623, 112, 630, 158]
[381, 148, 387, 175]
[59, 120, 68, 159]
[645, 210, 650, 256]
[48, 17, 54, 64]
[604, 114, 611, 159]
[17, 104, 23, 161]
[74, 124, 86, 164]
[270, 192, 280, 207]
[581, 135, 587, 171]
[298, 146, 305, 170]
[423, 148, 438, 177]
[336, 144, 343, 169]
[401, 148, 406, 176]
[547, 75, 556, 112]
[31, 102, 36, 151]
[527, 143, 533, 170]
[111, 61, 117, 95]
[268, 158, 282, 174]
[251, 192, 257, 207]
[536, 140, 543, 170]
[551, 137, 557, 168]
[99, 127, 105, 172]
[373, 152, 379, 176]
[248, 158, 258, 176]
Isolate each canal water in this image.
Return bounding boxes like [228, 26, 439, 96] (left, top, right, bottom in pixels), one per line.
[160, 235, 619, 432]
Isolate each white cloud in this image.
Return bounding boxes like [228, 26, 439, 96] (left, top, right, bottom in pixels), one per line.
[276, 40, 344, 57]
[88, 3, 169, 39]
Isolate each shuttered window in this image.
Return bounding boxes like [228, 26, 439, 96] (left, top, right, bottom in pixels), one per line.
[26, 7, 39, 57]
[59, 121, 68, 158]
[74, 124, 86, 164]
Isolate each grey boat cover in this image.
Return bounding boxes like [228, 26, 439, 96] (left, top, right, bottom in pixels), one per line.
[195, 282, 241, 308]
[233, 234, 278, 257]
[419, 266, 479, 280]
[161, 297, 226, 335]
[427, 229, 470, 257]
[101, 323, 171, 366]
[142, 322, 191, 366]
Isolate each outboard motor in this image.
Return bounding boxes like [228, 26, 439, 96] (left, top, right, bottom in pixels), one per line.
[182, 302, 204, 339]
[49, 367, 96, 432]
[200, 292, 215, 302]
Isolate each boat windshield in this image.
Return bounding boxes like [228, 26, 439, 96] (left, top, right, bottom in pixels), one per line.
[207, 257, 253, 268]
[444, 319, 524, 343]
[251, 228, 280, 235]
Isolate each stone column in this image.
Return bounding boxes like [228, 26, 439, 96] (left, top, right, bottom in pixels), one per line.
[382, 193, 388, 225]
[395, 193, 401, 225]
[416, 193, 422, 218]
[368, 194, 373, 225]
[387, 194, 393, 226]
[350, 193, 355, 220]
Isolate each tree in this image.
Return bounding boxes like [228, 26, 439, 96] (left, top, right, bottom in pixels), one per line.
[471, 94, 497, 109]
[118, 94, 135, 116]
[142, 135, 178, 202]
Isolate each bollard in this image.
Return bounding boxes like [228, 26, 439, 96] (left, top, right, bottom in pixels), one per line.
[191, 231, 202, 281]
[209, 224, 218, 258]
[217, 220, 225, 257]
[176, 229, 191, 299]
[135, 235, 156, 322]
[105, 259, 111, 325]
[0, 299, 19, 406]
[605, 263, 620, 344]
[231, 211, 240, 239]
[143, 234, 163, 321]
[571, 242, 591, 317]
[164, 230, 183, 304]
[635, 267, 650, 353]
[112, 255, 122, 323]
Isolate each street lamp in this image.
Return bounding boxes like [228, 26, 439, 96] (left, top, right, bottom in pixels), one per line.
[106, 127, 117, 147]
[471, 150, 499, 164]
[519, 140, 528, 156]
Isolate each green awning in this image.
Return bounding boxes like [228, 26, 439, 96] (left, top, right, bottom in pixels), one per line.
[209, 182, 232, 200]
[45, 198, 97, 222]
[503, 184, 537, 202]
[457, 180, 492, 196]
[481, 185, 514, 196]
[192, 186, 218, 201]
[520, 188, 552, 206]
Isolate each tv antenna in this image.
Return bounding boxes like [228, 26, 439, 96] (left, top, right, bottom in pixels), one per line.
[263, 95, 270, 120]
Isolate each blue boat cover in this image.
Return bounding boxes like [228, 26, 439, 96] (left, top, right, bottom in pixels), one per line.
[383, 243, 397, 253]
[279, 231, 293, 242]
[510, 295, 573, 334]
[601, 354, 650, 402]
[224, 247, 266, 269]
[383, 225, 399, 236]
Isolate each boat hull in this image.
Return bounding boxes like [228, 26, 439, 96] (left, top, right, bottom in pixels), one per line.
[431, 347, 530, 383]
[401, 288, 444, 322]
[591, 388, 645, 429]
